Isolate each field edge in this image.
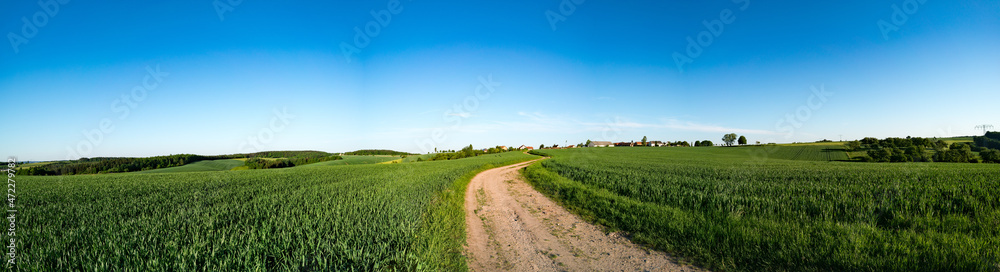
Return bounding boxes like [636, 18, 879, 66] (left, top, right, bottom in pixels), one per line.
[412, 154, 540, 271]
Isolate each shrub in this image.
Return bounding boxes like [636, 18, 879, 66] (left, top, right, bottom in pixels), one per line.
[981, 149, 1000, 163]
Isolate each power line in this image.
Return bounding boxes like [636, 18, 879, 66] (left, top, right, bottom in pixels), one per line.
[975, 124, 994, 134]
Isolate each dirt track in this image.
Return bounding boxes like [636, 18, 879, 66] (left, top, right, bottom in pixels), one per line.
[464, 159, 705, 272]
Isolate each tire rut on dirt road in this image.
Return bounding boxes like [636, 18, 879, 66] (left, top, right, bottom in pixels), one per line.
[463, 159, 706, 272]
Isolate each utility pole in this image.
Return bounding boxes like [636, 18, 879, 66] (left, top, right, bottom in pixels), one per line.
[975, 124, 994, 134]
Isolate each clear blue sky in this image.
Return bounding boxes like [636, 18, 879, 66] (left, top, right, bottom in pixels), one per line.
[2, 1, 999, 161]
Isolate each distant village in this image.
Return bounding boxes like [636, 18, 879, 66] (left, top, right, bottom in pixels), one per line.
[455, 134, 760, 153]
[480, 139, 719, 153]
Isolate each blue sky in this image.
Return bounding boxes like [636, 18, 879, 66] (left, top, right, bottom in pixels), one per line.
[2, 1, 999, 160]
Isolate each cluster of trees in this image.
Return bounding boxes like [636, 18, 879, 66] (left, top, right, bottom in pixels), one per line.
[343, 149, 415, 156]
[721, 133, 748, 146]
[974, 132, 1000, 150]
[852, 136, 941, 150]
[244, 158, 295, 169]
[423, 145, 517, 161]
[863, 145, 931, 162]
[849, 134, 1000, 164]
[931, 143, 978, 163]
[982, 149, 1000, 163]
[243, 151, 332, 159]
[694, 140, 714, 147]
[243, 152, 342, 169]
[427, 145, 484, 161]
[671, 141, 691, 147]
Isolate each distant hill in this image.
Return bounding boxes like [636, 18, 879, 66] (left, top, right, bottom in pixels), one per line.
[342, 149, 416, 156]
[298, 155, 401, 167]
[20, 150, 339, 175]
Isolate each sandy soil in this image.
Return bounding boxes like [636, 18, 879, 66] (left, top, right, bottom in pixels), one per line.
[464, 159, 706, 272]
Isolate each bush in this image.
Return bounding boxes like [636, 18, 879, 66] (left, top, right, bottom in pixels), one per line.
[933, 143, 978, 163]
[867, 148, 893, 162]
[981, 149, 1000, 163]
[905, 146, 929, 162]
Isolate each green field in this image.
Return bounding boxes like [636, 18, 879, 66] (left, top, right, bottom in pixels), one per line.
[296, 155, 401, 167]
[14, 161, 55, 170]
[942, 136, 975, 144]
[728, 145, 849, 161]
[402, 154, 436, 163]
[526, 147, 1000, 271]
[137, 159, 246, 173]
[20, 151, 536, 271]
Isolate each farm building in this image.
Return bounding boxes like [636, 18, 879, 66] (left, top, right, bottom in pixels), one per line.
[648, 141, 665, 147]
[588, 141, 613, 147]
[518, 145, 534, 150]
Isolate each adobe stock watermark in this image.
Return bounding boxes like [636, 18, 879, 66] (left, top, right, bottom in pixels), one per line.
[341, 0, 411, 63]
[414, 75, 501, 154]
[571, 116, 626, 160]
[877, 0, 928, 40]
[748, 84, 833, 162]
[545, 0, 586, 31]
[213, 0, 246, 21]
[65, 65, 169, 160]
[4, 157, 17, 267]
[7, 0, 71, 54]
[672, 0, 749, 72]
[597, 116, 625, 144]
[237, 108, 294, 153]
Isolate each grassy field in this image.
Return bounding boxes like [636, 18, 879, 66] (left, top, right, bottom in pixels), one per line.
[137, 159, 246, 173]
[526, 147, 1000, 272]
[14, 161, 55, 170]
[19, 151, 536, 271]
[402, 154, 436, 163]
[737, 145, 849, 161]
[296, 155, 400, 167]
[942, 136, 975, 144]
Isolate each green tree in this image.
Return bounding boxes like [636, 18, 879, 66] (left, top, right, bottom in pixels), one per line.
[906, 146, 929, 162]
[934, 140, 948, 150]
[861, 137, 879, 148]
[641, 136, 647, 145]
[934, 143, 977, 163]
[738, 135, 747, 145]
[867, 148, 892, 162]
[585, 139, 592, 147]
[722, 133, 738, 146]
[845, 140, 862, 151]
[981, 149, 1000, 163]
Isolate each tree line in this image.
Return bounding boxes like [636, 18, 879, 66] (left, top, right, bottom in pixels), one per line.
[21, 154, 224, 175]
[421, 145, 520, 161]
[844, 134, 1000, 163]
[342, 149, 416, 156]
[21, 151, 341, 175]
[243, 154, 342, 169]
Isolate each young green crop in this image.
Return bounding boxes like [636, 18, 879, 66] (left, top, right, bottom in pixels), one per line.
[526, 147, 1000, 272]
[18, 152, 535, 271]
[297, 155, 402, 167]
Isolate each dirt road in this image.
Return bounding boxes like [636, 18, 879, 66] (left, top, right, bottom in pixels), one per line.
[464, 159, 705, 272]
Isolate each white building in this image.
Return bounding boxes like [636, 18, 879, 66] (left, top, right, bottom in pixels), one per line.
[588, 141, 613, 147]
